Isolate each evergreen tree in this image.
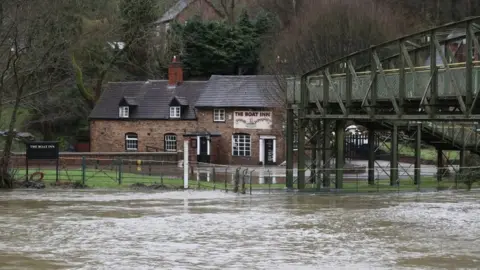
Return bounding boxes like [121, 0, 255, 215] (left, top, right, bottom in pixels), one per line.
[172, 11, 273, 77]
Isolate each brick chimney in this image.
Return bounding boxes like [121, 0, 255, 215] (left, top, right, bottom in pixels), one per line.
[168, 55, 183, 87]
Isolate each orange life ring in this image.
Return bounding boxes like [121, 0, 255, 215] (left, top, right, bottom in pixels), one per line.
[29, 172, 44, 181]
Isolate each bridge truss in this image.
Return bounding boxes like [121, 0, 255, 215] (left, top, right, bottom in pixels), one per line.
[285, 16, 480, 190]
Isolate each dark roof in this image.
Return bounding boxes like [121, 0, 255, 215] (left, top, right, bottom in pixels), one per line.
[195, 75, 283, 108]
[122, 96, 138, 106]
[155, 0, 223, 24]
[89, 80, 207, 120]
[171, 96, 189, 106]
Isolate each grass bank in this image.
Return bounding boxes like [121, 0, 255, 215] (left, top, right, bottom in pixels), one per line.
[11, 168, 478, 192]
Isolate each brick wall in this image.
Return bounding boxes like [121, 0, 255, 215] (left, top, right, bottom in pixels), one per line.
[196, 107, 285, 166]
[9, 151, 179, 168]
[90, 108, 286, 166]
[90, 120, 196, 152]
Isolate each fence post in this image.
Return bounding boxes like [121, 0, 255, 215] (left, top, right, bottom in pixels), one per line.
[118, 158, 123, 185]
[268, 169, 272, 194]
[249, 170, 255, 195]
[224, 167, 228, 192]
[81, 156, 86, 186]
[212, 167, 216, 190]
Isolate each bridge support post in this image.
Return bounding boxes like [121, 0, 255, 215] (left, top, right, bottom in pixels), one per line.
[335, 120, 345, 189]
[414, 124, 421, 186]
[458, 149, 466, 188]
[390, 124, 399, 186]
[323, 120, 331, 188]
[285, 107, 294, 189]
[436, 149, 443, 182]
[368, 125, 375, 185]
[315, 120, 322, 190]
[297, 120, 306, 189]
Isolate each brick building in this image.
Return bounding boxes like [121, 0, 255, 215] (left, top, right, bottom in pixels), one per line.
[89, 58, 285, 166]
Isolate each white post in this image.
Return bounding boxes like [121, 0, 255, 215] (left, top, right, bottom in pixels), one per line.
[184, 139, 189, 189]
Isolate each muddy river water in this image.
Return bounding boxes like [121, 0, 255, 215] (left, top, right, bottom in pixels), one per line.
[0, 190, 479, 270]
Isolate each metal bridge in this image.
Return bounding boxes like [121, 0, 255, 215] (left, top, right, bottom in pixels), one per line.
[285, 16, 480, 190]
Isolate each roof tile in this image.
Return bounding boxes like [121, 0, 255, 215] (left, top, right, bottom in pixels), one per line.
[195, 75, 283, 108]
[89, 80, 207, 120]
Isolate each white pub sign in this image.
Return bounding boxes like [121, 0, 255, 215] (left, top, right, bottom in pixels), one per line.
[234, 111, 273, 130]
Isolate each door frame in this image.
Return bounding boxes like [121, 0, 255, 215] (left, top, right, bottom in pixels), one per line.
[259, 135, 276, 164]
[196, 135, 210, 156]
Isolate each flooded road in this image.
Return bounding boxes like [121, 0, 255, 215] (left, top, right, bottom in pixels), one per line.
[0, 190, 479, 270]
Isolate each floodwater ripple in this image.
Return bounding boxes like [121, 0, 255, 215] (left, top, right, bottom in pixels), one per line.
[0, 190, 479, 269]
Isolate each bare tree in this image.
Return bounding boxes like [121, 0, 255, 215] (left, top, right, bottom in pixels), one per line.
[0, 0, 70, 188]
[219, 0, 236, 24]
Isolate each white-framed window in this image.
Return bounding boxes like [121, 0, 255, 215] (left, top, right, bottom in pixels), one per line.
[170, 106, 181, 118]
[164, 134, 177, 152]
[119, 106, 129, 118]
[232, 134, 251, 156]
[214, 109, 225, 122]
[125, 133, 138, 151]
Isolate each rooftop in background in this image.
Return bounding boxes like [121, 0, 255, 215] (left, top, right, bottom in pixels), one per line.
[155, 0, 223, 24]
[195, 75, 284, 108]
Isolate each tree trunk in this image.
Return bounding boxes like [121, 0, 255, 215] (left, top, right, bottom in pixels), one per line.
[0, 86, 23, 189]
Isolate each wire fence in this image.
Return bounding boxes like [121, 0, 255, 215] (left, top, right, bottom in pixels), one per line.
[292, 166, 480, 192]
[7, 156, 480, 193]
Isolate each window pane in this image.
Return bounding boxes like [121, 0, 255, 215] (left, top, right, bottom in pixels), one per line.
[232, 134, 251, 156]
[170, 107, 180, 118]
[125, 133, 138, 151]
[165, 134, 177, 151]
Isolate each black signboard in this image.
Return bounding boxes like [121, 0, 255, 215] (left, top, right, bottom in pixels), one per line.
[26, 141, 59, 160]
[25, 141, 60, 183]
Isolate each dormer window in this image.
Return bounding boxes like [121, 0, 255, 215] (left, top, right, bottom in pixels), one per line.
[119, 106, 129, 118]
[170, 106, 181, 118]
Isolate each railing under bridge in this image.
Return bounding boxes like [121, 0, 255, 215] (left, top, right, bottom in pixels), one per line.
[285, 16, 480, 190]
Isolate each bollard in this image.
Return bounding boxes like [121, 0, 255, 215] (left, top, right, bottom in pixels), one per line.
[137, 160, 142, 172]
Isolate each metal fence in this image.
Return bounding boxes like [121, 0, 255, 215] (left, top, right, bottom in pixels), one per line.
[8, 157, 283, 193]
[7, 156, 480, 193]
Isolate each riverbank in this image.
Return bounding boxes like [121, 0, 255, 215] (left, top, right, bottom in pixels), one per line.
[8, 168, 478, 193]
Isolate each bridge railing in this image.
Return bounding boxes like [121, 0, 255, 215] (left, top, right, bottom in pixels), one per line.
[287, 62, 480, 104]
[424, 121, 480, 148]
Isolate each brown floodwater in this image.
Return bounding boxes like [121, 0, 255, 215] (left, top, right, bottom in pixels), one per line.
[0, 190, 479, 269]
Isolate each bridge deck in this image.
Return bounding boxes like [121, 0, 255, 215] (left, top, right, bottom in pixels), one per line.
[287, 63, 480, 104]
